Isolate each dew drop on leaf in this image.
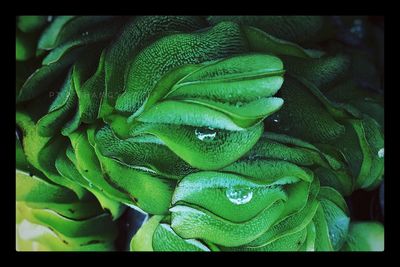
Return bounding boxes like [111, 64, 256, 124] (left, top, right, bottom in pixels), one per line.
[378, 148, 384, 158]
[195, 127, 217, 142]
[225, 187, 253, 205]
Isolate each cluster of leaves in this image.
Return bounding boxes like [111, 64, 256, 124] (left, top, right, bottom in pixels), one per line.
[16, 16, 384, 251]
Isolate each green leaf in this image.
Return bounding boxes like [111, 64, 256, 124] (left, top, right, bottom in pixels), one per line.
[314, 167, 354, 197]
[318, 187, 350, 250]
[318, 186, 350, 215]
[115, 21, 248, 115]
[325, 80, 384, 127]
[102, 16, 207, 117]
[41, 23, 117, 66]
[265, 77, 345, 143]
[137, 100, 247, 131]
[312, 204, 333, 251]
[301, 222, 317, 251]
[16, 135, 39, 175]
[172, 171, 290, 223]
[17, 202, 117, 243]
[16, 59, 41, 96]
[61, 107, 82, 136]
[76, 50, 106, 123]
[243, 26, 324, 59]
[159, 54, 285, 128]
[16, 30, 36, 61]
[227, 228, 308, 251]
[129, 122, 263, 170]
[221, 159, 314, 184]
[170, 200, 286, 247]
[38, 16, 118, 50]
[16, 169, 77, 204]
[16, 215, 114, 251]
[153, 224, 210, 251]
[95, 150, 176, 215]
[247, 133, 343, 170]
[38, 16, 76, 50]
[208, 16, 324, 44]
[130, 215, 163, 251]
[55, 149, 126, 219]
[333, 118, 384, 191]
[16, 111, 86, 198]
[242, 178, 319, 249]
[95, 125, 195, 179]
[141, 64, 202, 114]
[181, 97, 283, 128]
[170, 168, 313, 247]
[341, 222, 384, 251]
[282, 54, 350, 89]
[17, 46, 84, 102]
[68, 130, 131, 204]
[36, 69, 78, 137]
[17, 16, 47, 33]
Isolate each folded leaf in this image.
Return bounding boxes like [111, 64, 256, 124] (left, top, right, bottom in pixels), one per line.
[153, 224, 210, 251]
[130, 215, 162, 251]
[243, 26, 324, 59]
[282, 54, 350, 89]
[17, 46, 84, 102]
[68, 130, 131, 204]
[208, 16, 324, 44]
[170, 201, 285, 247]
[317, 187, 350, 250]
[102, 16, 207, 117]
[36, 69, 77, 137]
[265, 77, 346, 143]
[96, 150, 176, 215]
[172, 171, 290, 223]
[55, 149, 126, 219]
[95, 125, 196, 179]
[129, 122, 263, 170]
[16, 111, 86, 198]
[170, 167, 313, 247]
[115, 21, 248, 115]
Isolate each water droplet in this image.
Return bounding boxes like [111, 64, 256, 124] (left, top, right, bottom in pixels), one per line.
[273, 119, 279, 123]
[225, 187, 253, 205]
[81, 31, 89, 37]
[235, 101, 243, 108]
[47, 16, 53, 22]
[378, 148, 384, 158]
[195, 127, 217, 142]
